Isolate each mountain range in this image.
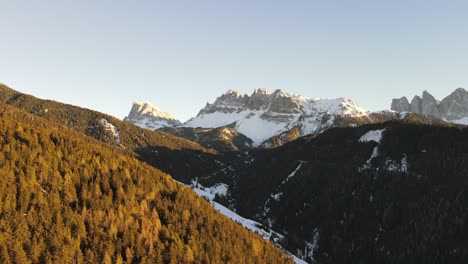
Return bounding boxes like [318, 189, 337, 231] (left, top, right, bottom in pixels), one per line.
[2, 83, 468, 263]
[126, 88, 372, 146]
[125, 88, 458, 150]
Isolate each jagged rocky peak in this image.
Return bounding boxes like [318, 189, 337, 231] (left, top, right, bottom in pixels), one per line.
[200, 88, 305, 115]
[410, 96, 422, 113]
[421, 91, 443, 118]
[439, 88, 468, 120]
[269, 89, 301, 113]
[213, 89, 247, 107]
[124, 101, 182, 130]
[391, 88, 468, 124]
[248, 88, 270, 110]
[454, 87, 468, 95]
[391, 97, 410, 112]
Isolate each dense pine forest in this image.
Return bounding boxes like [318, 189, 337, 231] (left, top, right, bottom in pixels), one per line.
[0, 83, 228, 185]
[0, 103, 293, 263]
[0, 84, 211, 153]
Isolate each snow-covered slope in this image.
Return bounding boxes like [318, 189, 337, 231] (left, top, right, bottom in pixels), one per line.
[185, 181, 308, 264]
[124, 101, 182, 130]
[184, 88, 368, 146]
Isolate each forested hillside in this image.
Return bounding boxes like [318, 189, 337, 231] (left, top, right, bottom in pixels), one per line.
[0, 84, 209, 152]
[0, 84, 229, 183]
[0, 103, 292, 264]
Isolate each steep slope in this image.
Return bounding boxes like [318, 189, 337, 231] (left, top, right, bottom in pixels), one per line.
[391, 88, 468, 124]
[0, 103, 293, 263]
[184, 88, 370, 146]
[124, 100, 182, 130]
[226, 121, 468, 263]
[0, 84, 204, 152]
[0, 84, 225, 183]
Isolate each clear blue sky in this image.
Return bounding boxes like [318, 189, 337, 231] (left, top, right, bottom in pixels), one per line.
[1, 0, 468, 122]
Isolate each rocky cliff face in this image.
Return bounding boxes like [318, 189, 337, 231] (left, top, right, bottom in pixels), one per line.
[391, 88, 468, 124]
[124, 101, 182, 130]
[439, 88, 468, 120]
[410, 95, 422, 113]
[391, 97, 410, 112]
[422, 91, 443, 119]
[198, 89, 302, 115]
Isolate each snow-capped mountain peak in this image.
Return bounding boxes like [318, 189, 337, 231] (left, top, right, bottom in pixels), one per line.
[124, 101, 182, 130]
[131, 101, 176, 120]
[184, 88, 369, 146]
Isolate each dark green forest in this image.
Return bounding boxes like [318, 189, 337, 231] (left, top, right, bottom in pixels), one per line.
[232, 123, 468, 263]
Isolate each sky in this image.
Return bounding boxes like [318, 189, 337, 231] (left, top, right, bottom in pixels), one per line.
[1, 0, 468, 122]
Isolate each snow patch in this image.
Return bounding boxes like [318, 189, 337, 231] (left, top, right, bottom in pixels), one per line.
[358, 129, 385, 171]
[359, 129, 385, 143]
[185, 110, 297, 146]
[293, 255, 309, 264]
[359, 146, 379, 171]
[296, 229, 319, 263]
[451, 117, 468, 125]
[191, 182, 228, 200]
[101, 119, 120, 143]
[284, 161, 305, 182]
[131, 116, 180, 130]
[271, 192, 283, 201]
[384, 155, 408, 173]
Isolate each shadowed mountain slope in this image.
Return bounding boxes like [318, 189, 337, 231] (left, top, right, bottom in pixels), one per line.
[228, 121, 468, 263]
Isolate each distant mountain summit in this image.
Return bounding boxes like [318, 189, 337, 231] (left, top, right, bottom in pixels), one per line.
[124, 100, 182, 130]
[391, 88, 468, 124]
[124, 88, 449, 149]
[184, 88, 368, 145]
